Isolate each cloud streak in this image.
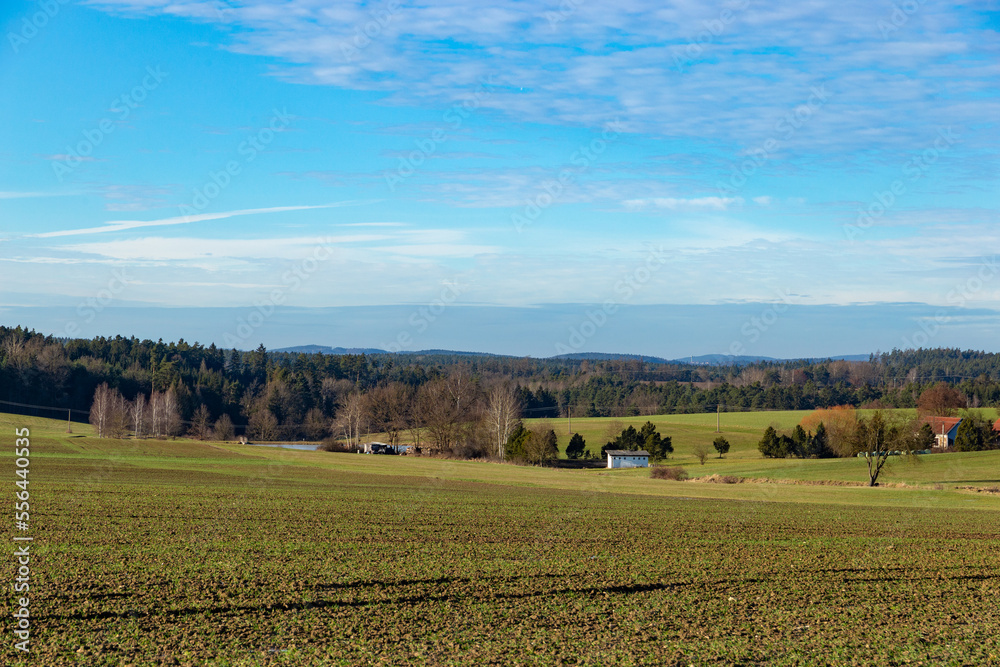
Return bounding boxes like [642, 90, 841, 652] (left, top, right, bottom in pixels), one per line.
[0, 191, 77, 200]
[623, 197, 746, 211]
[29, 202, 372, 238]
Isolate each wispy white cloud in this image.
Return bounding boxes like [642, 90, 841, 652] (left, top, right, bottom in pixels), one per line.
[83, 0, 999, 159]
[623, 197, 744, 211]
[63, 234, 389, 261]
[29, 202, 371, 238]
[380, 244, 498, 258]
[0, 191, 77, 200]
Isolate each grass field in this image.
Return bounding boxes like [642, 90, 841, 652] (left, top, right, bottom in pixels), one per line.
[525, 410, 815, 461]
[526, 408, 1000, 466]
[3, 412, 1000, 665]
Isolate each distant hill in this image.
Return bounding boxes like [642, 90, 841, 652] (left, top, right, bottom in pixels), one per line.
[273, 345, 496, 357]
[670, 353, 872, 366]
[275, 346, 871, 364]
[273, 345, 388, 355]
[671, 354, 779, 366]
[550, 352, 675, 364]
[402, 349, 498, 357]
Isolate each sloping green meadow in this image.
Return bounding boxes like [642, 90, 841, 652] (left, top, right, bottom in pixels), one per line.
[525, 410, 813, 460]
[3, 413, 999, 666]
[526, 408, 1000, 467]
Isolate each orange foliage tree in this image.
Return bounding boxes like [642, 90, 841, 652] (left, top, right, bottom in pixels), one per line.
[800, 405, 858, 457]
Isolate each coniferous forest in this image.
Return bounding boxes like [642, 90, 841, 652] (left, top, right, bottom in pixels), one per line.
[5, 325, 1000, 444]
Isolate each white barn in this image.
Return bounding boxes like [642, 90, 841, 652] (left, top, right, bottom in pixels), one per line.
[606, 449, 650, 469]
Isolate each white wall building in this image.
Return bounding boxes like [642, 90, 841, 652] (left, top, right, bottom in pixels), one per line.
[606, 449, 650, 469]
[361, 442, 413, 454]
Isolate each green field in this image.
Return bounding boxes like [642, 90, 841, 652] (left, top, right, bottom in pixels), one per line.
[528, 408, 1000, 471]
[526, 410, 815, 460]
[4, 412, 1000, 666]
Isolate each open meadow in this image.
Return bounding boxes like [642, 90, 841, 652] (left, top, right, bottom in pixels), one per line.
[525, 410, 816, 461]
[4, 411, 1000, 666]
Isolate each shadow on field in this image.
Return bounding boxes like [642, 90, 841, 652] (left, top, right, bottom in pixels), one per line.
[43, 574, 747, 623]
[312, 572, 573, 592]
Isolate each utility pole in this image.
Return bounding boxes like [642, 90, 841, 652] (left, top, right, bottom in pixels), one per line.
[568, 406, 572, 435]
[716, 405, 721, 433]
[67, 408, 72, 434]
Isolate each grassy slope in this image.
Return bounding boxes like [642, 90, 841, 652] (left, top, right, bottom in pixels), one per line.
[367, 407, 1000, 467]
[525, 410, 814, 459]
[8, 412, 999, 513]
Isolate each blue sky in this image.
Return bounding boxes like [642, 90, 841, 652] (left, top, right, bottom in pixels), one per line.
[1, 0, 998, 357]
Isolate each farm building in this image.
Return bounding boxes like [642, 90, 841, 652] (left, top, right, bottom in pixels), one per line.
[923, 417, 962, 449]
[361, 442, 413, 455]
[606, 450, 650, 469]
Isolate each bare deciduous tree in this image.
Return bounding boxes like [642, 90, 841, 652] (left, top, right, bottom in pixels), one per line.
[855, 410, 913, 486]
[735, 366, 767, 388]
[522, 423, 558, 464]
[418, 379, 463, 453]
[190, 404, 212, 440]
[213, 414, 235, 441]
[337, 392, 368, 449]
[108, 391, 129, 439]
[602, 419, 625, 446]
[90, 383, 113, 437]
[130, 393, 146, 439]
[248, 409, 279, 441]
[917, 382, 967, 417]
[150, 390, 163, 438]
[90, 383, 128, 438]
[485, 383, 521, 459]
[303, 407, 329, 441]
[163, 387, 182, 437]
[367, 383, 411, 447]
[149, 388, 181, 438]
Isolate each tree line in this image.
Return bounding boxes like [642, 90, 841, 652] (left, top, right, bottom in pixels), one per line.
[754, 382, 1000, 484]
[5, 325, 1000, 446]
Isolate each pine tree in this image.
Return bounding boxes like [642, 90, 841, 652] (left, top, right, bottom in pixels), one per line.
[566, 433, 586, 459]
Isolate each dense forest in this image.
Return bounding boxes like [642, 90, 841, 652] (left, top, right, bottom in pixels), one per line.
[4, 324, 1000, 443]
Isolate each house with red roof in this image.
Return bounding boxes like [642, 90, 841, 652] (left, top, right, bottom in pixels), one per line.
[923, 416, 962, 449]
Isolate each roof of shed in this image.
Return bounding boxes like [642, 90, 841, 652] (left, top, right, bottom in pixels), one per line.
[605, 450, 650, 457]
[923, 417, 961, 434]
